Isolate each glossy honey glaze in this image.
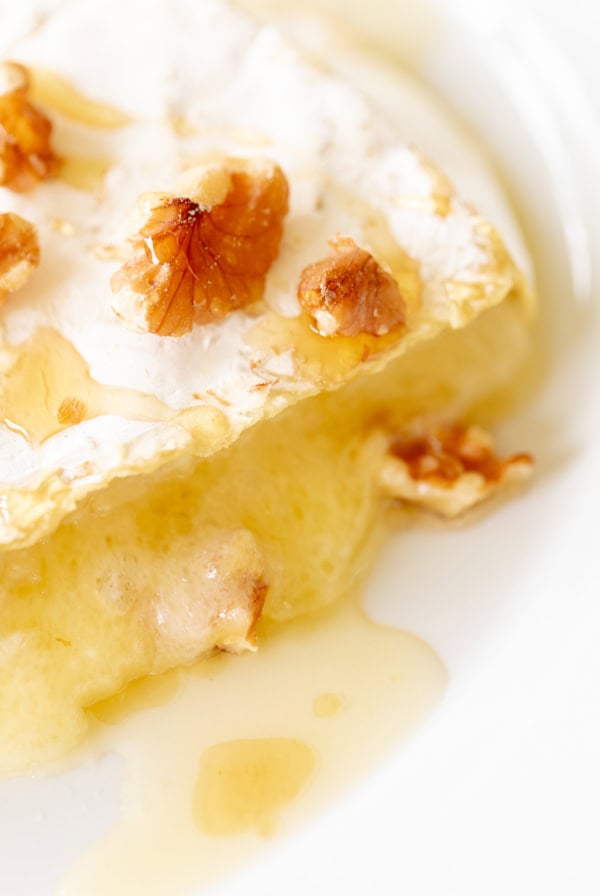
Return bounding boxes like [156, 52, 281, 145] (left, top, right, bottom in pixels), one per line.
[29, 68, 132, 129]
[63, 599, 446, 896]
[28, 67, 131, 194]
[0, 327, 172, 442]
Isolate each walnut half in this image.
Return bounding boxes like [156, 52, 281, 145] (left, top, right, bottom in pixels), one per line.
[297, 236, 407, 338]
[111, 158, 290, 337]
[379, 423, 533, 517]
[0, 61, 56, 192]
[0, 212, 40, 304]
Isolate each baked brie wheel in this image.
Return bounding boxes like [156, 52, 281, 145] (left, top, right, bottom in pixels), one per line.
[0, 0, 533, 770]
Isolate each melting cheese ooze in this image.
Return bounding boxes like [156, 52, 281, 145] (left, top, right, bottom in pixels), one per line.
[0, 0, 530, 550]
[0, 299, 529, 771]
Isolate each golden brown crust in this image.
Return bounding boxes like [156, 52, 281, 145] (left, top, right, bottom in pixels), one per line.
[110, 158, 290, 337]
[297, 236, 407, 338]
[0, 61, 56, 192]
[0, 212, 40, 303]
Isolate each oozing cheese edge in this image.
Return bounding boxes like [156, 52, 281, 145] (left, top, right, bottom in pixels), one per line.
[0, 298, 530, 771]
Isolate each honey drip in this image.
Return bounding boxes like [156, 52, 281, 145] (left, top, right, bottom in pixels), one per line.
[64, 599, 446, 896]
[0, 328, 172, 443]
[248, 311, 402, 385]
[29, 68, 132, 129]
[312, 692, 345, 718]
[58, 155, 113, 195]
[25, 67, 131, 194]
[194, 738, 315, 837]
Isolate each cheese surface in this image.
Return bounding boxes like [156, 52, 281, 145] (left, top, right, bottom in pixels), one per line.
[0, 0, 530, 549]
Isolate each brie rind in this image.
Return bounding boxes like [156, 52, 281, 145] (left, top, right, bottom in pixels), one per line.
[0, 0, 532, 549]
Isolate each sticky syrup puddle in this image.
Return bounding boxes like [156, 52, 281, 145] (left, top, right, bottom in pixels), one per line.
[59, 597, 446, 896]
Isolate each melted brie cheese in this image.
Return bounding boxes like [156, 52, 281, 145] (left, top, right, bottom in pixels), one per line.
[0, 0, 531, 550]
[0, 0, 535, 772]
[0, 297, 529, 771]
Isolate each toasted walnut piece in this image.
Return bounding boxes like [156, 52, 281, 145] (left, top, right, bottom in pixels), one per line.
[55, 397, 87, 426]
[110, 158, 289, 337]
[297, 236, 407, 338]
[0, 61, 56, 192]
[379, 423, 533, 517]
[0, 212, 40, 303]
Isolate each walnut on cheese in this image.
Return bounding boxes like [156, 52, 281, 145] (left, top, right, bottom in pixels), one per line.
[0, 61, 56, 191]
[110, 158, 290, 337]
[0, 212, 40, 304]
[379, 423, 533, 517]
[297, 236, 407, 338]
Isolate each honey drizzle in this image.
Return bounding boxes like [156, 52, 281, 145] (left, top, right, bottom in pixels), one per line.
[25, 67, 132, 194]
[58, 155, 113, 195]
[194, 738, 316, 837]
[65, 599, 446, 896]
[29, 68, 132, 129]
[247, 311, 403, 385]
[0, 328, 173, 443]
[312, 692, 345, 718]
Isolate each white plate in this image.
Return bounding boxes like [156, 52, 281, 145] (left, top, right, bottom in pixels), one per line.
[2, 1, 599, 894]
